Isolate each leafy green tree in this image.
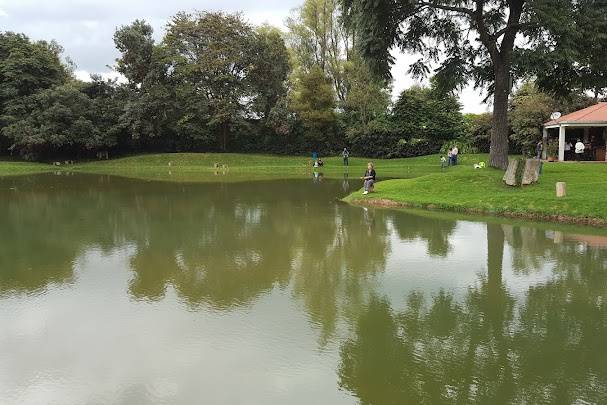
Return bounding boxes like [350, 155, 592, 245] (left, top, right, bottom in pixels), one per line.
[509, 82, 556, 156]
[286, 0, 353, 101]
[0, 33, 69, 154]
[528, 0, 607, 101]
[2, 83, 99, 159]
[114, 21, 182, 151]
[346, 116, 401, 158]
[250, 25, 291, 123]
[341, 0, 599, 169]
[463, 113, 492, 153]
[113, 20, 155, 87]
[342, 54, 391, 127]
[0, 33, 68, 106]
[80, 75, 129, 152]
[392, 84, 465, 145]
[163, 11, 258, 151]
[290, 65, 338, 149]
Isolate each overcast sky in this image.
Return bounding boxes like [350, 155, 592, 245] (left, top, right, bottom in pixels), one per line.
[0, 0, 489, 113]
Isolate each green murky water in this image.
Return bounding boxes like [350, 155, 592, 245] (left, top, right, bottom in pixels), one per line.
[1, 173, 606, 404]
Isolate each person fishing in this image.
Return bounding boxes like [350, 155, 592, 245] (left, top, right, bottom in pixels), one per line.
[361, 162, 376, 195]
[342, 147, 350, 166]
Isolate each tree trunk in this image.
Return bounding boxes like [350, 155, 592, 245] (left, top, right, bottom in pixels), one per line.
[490, 67, 511, 170]
[487, 223, 504, 288]
[486, 222, 505, 331]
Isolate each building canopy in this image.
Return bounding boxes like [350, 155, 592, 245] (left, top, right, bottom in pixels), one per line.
[544, 102, 607, 127]
[543, 102, 607, 162]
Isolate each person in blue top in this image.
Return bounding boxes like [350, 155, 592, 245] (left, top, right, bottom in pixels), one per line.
[361, 162, 376, 195]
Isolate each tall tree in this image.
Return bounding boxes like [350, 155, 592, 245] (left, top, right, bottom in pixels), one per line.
[113, 20, 155, 86]
[164, 12, 261, 151]
[250, 25, 291, 122]
[527, 0, 607, 101]
[392, 83, 465, 144]
[342, 0, 573, 169]
[0, 33, 68, 154]
[342, 54, 391, 127]
[287, 0, 354, 101]
[290, 65, 337, 149]
[2, 83, 101, 160]
[114, 21, 179, 150]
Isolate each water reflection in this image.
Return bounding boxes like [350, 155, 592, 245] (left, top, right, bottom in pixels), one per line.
[339, 223, 607, 405]
[0, 174, 605, 403]
[390, 212, 457, 257]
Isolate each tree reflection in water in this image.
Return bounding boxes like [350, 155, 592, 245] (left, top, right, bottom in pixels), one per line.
[389, 211, 458, 257]
[339, 223, 607, 404]
[2, 173, 606, 404]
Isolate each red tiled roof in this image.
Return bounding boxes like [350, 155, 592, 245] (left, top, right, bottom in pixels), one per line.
[544, 102, 607, 126]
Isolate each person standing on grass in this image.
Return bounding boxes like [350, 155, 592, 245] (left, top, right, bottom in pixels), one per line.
[536, 140, 543, 159]
[342, 147, 350, 166]
[575, 139, 585, 161]
[564, 140, 572, 160]
[361, 162, 376, 195]
[447, 148, 454, 166]
[452, 145, 459, 165]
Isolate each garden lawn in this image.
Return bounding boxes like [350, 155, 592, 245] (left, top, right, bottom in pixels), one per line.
[0, 161, 53, 177]
[345, 160, 607, 224]
[65, 153, 479, 182]
[3, 152, 605, 224]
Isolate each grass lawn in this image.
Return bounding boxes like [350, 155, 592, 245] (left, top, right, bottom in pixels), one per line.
[344, 157, 607, 225]
[2, 152, 605, 225]
[0, 161, 54, 177]
[65, 153, 454, 182]
[0, 152, 448, 181]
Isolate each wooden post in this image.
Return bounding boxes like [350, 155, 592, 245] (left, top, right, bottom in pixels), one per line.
[556, 182, 567, 198]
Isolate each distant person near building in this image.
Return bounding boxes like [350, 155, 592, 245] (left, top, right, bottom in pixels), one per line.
[451, 146, 459, 165]
[564, 141, 572, 160]
[536, 140, 543, 159]
[575, 139, 585, 161]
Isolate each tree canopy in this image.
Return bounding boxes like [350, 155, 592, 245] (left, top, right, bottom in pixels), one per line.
[341, 0, 607, 169]
[0, 3, 604, 162]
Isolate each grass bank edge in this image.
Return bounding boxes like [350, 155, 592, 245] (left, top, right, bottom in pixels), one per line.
[343, 165, 607, 227]
[0, 161, 54, 177]
[2, 152, 480, 181]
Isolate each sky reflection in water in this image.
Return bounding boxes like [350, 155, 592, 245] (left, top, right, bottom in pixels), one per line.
[0, 173, 606, 404]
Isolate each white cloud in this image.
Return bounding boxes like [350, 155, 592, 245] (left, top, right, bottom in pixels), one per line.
[0, 8, 8, 17]
[74, 70, 126, 84]
[390, 50, 489, 114]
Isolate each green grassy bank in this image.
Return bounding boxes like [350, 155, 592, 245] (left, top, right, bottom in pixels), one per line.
[0, 153, 452, 182]
[70, 153, 456, 181]
[0, 161, 55, 177]
[2, 152, 605, 226]
[344, 157, 607, 226]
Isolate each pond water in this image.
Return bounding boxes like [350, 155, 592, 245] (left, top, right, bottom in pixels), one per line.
[0, 173, 606, 405]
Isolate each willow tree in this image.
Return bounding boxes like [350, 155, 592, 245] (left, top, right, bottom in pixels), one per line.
[341, 0, 558, 169]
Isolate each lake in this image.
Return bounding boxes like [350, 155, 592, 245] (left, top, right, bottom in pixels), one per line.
[1, 173, 606, 404]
